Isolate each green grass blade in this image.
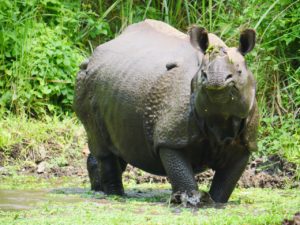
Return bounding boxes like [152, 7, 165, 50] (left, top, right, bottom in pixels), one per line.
[254, 0, 280, 30]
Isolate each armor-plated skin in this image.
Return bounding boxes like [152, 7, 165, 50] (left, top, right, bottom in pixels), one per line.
[74, 19, 259, 205]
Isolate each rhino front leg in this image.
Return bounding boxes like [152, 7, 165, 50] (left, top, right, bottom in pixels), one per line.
[159, 148, 208, 206]
[209, 151, 250, 203]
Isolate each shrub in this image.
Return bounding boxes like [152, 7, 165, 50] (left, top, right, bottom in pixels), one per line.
[0, 0, 112, 116]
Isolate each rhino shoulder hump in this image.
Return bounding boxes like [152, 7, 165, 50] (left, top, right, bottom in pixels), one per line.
[143, 67, 195, 152]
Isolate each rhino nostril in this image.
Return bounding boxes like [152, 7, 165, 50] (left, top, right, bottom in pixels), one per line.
[225, 74, 233, 81]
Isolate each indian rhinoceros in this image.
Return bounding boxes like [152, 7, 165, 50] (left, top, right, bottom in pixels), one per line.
[74, 19, 259, 206]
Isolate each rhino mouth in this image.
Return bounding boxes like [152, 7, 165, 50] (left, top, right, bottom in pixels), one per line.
[205, 88, 231, 103]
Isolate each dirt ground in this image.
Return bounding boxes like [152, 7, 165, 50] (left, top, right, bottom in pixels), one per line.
[1, 151, 298, 189]
[282, 212, 300, 225]
[122, 154, 299, 189]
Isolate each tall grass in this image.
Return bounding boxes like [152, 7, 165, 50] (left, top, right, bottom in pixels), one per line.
[85, 0, 299, 120]
[0, 0, 115, 116]
[1, 0, 298, 117]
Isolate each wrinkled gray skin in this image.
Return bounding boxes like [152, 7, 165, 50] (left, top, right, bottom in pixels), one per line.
[74, 19, 259, 206]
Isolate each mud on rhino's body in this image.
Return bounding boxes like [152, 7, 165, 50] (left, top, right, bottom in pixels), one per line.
[74, 19, 259, 205]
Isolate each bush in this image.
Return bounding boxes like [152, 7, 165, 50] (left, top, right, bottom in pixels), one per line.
[1, 23, 84, 116]
[0, 0, 299, 167]
[0, 0, 112, 117]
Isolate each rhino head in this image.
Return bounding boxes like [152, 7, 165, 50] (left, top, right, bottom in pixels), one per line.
[189, 27, 256, 119]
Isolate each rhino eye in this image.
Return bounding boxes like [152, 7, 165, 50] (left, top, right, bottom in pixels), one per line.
[237, 70, 242, 75]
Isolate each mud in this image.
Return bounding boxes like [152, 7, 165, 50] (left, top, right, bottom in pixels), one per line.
[123, 155, 299, 189]
[1, 153, 298, 189]
[0, 187, 171, 211]
[282, 212, 300, 225]
[0, 189, 83, 211]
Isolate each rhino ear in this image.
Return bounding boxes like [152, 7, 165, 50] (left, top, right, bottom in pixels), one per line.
[189, 26, 209, 54]
[238, 29, 256, 55]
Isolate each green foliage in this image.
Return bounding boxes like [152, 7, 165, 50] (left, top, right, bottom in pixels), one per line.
[0, 115, 85, 170]
[257, 115, 300, 176]
[1, 0, 298, 118]
[0, 0, 112, 116]
[2, 23, 84, 115]
[0, 1, 299, 166]
[84, 0, 300, 123]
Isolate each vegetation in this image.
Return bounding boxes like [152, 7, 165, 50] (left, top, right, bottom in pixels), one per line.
[0, 115, 85, 171]
[0, 1, 299, 223]
[0, 115, 298, 179]
[0, 0, 299, 174]
[0, 177, 299, 224]
[1, 0, 299, 116]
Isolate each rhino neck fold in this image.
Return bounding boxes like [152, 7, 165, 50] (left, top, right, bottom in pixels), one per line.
[191, 92, 245, 146]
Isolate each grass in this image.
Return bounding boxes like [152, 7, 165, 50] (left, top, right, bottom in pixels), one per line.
[0, 115, 299, 224]
[0, 175, 85, 190]
[1, 114, 299, 178]
[0, 1, 299, 172]
[1, 0, 299, 119]
[0, 114, 86, 171]
[0, 175, 299, 225]
[0, 2, 299, 224]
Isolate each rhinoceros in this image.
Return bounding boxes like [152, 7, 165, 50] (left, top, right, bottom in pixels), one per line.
[74, 19, 258, 206]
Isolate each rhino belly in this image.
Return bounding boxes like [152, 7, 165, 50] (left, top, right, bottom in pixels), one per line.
[101, 93, 166, 175]
[89, 62, 166, 175]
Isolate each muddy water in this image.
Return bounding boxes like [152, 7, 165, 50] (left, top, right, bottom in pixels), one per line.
[0, 187, 170, 211]
[0, 188, 85, 211]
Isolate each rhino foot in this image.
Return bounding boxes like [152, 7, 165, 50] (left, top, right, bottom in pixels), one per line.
[170, 190, 214, 207]
[102, 183, 124, 196]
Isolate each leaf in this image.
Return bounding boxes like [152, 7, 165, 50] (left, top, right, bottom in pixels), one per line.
[5, 69, 12, 75]
[63, 57, 70, 67]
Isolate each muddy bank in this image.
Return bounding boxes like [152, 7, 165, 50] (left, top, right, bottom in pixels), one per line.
[282, 212, 300, 225]
[123, 155, 299, 189]
[1, 153, 298, 189]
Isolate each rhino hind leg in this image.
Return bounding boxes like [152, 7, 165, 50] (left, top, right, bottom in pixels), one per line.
[87, 152, 127, 195]
[87, 153, 102, 191]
